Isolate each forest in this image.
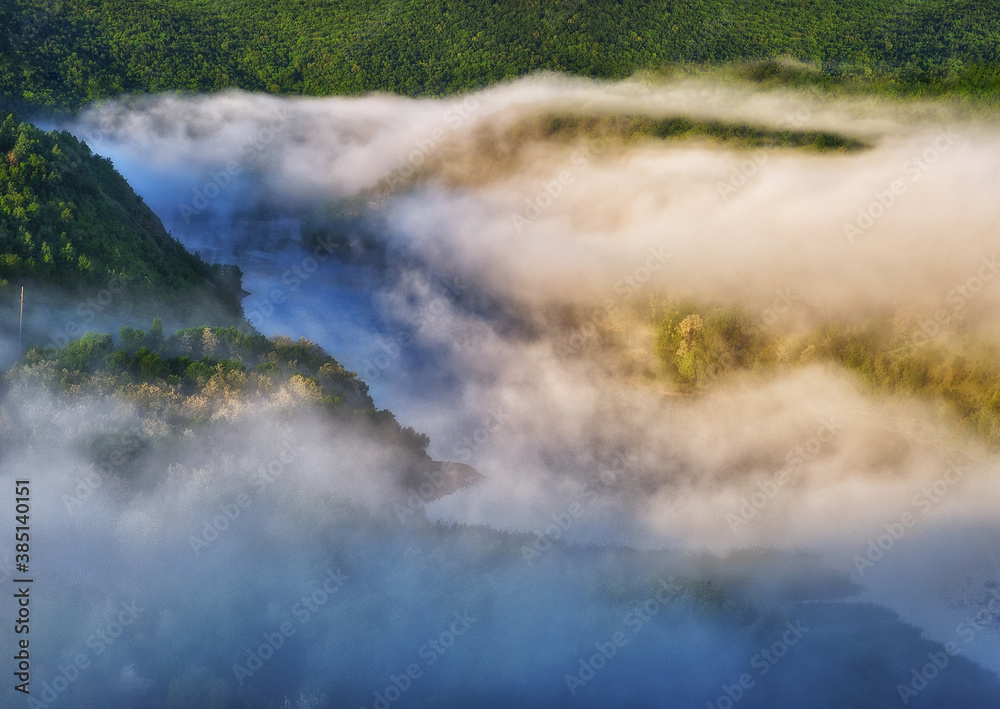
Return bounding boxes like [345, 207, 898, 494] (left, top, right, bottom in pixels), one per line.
[3, 0, 1000, 115]
[7, 320, 434, 458]
[0, 113, 245, 313]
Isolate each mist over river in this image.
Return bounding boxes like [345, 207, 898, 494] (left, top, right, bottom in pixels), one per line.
[8, 78, 997, 707]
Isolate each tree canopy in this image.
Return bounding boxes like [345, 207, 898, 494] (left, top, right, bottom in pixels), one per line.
[0, 114, 244, 312]
[3, 0, 1000, 115]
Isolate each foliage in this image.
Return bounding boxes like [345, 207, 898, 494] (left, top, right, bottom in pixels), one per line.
[517, 113, 867, 152]
[9, 323, 414, 437]
[654, 303, 1000, 445]
[53, 331, 114, 372]
[655, 302, 775, 388]
[3, 0, 1000, 114]
[812, 321, 1000, 445]
[0, 114, 244, 312]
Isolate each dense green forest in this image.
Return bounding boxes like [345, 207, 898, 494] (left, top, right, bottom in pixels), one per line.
[0, 114, 244, 310]
[3, 0, 1000, 115]
[653, 302, 1000, 446]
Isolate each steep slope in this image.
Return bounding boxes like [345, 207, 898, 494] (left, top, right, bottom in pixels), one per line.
[0, 114, 243, 305]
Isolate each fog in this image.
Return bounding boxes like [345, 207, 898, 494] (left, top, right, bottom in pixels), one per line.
[3, 368, 999, 708]
[3, 75, 999, 706]
[68, 75, 1000, 324]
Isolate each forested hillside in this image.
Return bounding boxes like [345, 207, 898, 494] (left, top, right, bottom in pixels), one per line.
[3, 0, 1000, 114]
[5, 322, 454, 491]
[0, 114, 244, 311]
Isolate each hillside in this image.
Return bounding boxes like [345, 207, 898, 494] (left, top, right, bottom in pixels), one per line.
[2, 0, 1000, 114]
[0, 114, 243, 303]
[3, 321, 474, 493]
